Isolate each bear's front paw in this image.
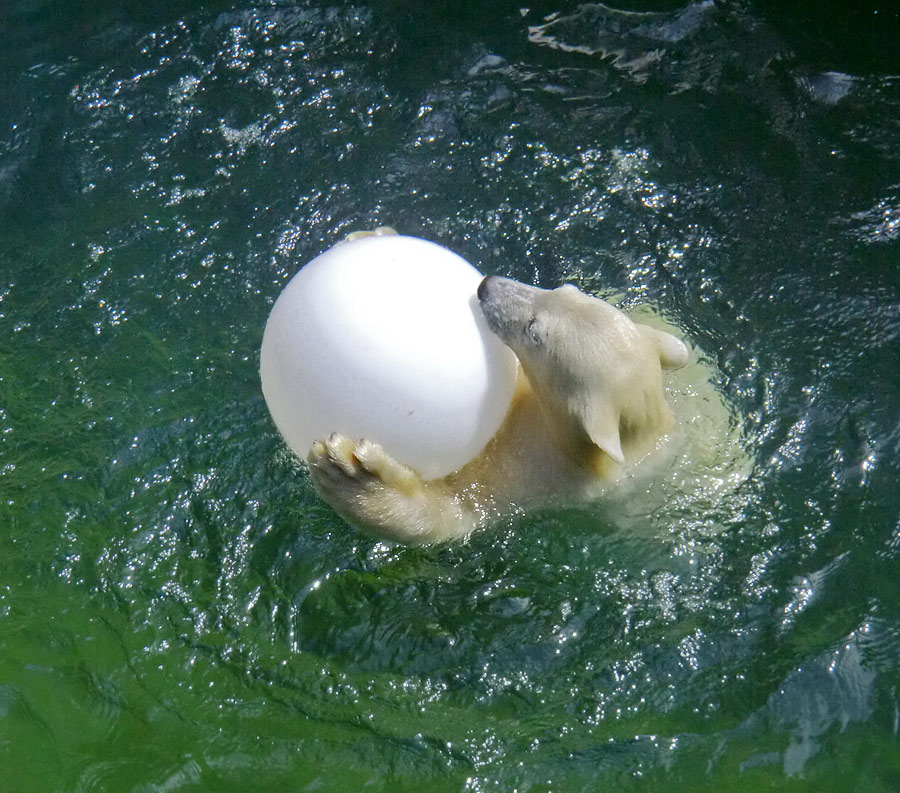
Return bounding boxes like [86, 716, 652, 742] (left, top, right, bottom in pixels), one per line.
[308, 433, 423, 500]
[307, 433, 473, 543]
[307, 433, 439, 540]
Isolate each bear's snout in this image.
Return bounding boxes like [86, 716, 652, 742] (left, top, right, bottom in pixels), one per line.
[477, 275, 499, 302]
[477, 275, 542, 343]
[477, 275, 538, 307]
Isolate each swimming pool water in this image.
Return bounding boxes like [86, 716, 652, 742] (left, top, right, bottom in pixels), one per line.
[1, 1, 899, 790]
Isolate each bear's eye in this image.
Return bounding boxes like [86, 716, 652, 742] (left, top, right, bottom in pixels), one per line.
[524, 315, 546, 347]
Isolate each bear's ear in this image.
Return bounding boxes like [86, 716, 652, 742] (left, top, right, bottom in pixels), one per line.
[581, 402, 625, 464]
[638, 325, 690, 370]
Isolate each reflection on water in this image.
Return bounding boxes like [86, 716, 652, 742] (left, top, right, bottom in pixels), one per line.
[1, 0, 899, 790]
[528, 1, 717, 81]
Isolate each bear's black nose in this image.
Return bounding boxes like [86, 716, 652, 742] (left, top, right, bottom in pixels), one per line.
[477, 275, 497, 302]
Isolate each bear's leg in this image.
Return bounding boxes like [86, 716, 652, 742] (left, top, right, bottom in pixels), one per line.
[307, 433, 474, 543]
[342, 226, 398, 242]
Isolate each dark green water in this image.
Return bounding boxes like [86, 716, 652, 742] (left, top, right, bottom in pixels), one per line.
[2, 1, 899, 790]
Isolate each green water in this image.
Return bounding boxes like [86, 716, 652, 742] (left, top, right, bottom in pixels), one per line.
[2, 1, 899, 790]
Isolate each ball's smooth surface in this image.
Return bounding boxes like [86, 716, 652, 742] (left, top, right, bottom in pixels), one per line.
[260, 234, 518, 479]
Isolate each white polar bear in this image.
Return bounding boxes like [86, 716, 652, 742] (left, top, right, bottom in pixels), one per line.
[306, 271, 741, 544]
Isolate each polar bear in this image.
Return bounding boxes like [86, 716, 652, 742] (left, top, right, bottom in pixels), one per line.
[306, 272, 713, 544]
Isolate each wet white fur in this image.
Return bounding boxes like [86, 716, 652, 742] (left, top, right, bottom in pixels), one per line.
[306, 247, 744, 544]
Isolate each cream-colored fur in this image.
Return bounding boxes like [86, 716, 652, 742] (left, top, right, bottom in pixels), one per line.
[305, 233, 745, 544]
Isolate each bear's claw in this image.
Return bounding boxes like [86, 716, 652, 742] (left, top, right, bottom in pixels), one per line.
[314, 433, 364, 478]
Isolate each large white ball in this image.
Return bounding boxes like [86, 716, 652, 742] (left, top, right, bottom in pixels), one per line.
[260, 234, 518, 479]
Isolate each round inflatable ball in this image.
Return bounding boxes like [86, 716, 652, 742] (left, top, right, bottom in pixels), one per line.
[260, 233, 518, 479]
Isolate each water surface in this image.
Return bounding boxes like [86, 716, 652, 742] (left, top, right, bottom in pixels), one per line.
[2, 1, 899, 790]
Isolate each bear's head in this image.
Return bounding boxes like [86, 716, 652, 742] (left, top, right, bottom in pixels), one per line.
[477, 276, 687, 466]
